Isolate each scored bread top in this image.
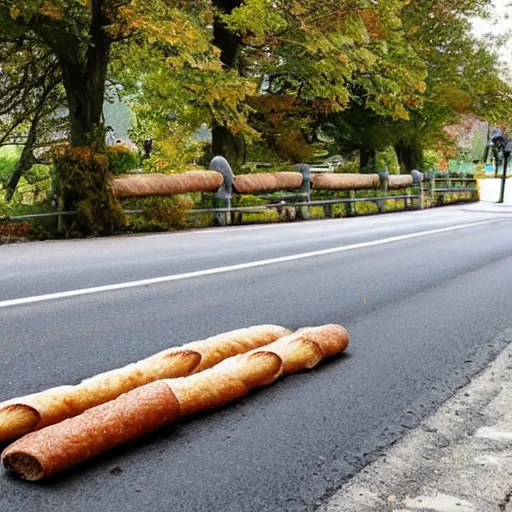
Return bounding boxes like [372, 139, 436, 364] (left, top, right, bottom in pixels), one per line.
[0, 325, 291, 443]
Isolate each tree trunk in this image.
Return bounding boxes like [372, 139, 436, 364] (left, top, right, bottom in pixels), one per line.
[5, 106, 41, 200]
[5, 130, 36, 201]
[210, 0, 245, 172]
[359, 147, 376, 173]
[212, 0, 242, 69]
[54, 18, 125, 234]
[395, 139, 424, 173]
[59, 48, 109, 148]
[5, 76, 58, 200]
[57, 55, 115, 224]
[212, 125, 246, 169]
[27, 0, 125, 234]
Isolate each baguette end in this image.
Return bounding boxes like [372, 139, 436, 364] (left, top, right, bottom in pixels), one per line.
[0, 404, 41, 444]
[1, 450, 44, 481]
[297, 325, 350, 358]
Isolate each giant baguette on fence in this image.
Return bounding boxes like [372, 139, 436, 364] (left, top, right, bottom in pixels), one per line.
[0, 325, 291, 444]
[2, 325, 349, 481]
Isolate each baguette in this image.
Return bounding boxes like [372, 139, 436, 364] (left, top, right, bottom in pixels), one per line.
[186, 325, 291, 373]
[171, 351, 284, 417]
[2, 382, 180, 482]
[0, 325, 291, 444]
[2, 324, 349, 480]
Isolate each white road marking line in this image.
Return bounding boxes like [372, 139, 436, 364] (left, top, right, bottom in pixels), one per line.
[0, 219, 499, 309]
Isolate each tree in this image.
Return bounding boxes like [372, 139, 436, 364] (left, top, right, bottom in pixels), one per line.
[111, 25, 257, 171]
[220, 0, 426, 167]
[392, 0, 512, 172]
[0, 39, 66, 198]
[210, 0, 247, 170]
[116, 1, 426, 171]
[320, 95, 397, 173]
[0, 0, 218, 232]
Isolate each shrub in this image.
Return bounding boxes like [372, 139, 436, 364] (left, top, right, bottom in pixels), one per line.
[333, 160, 359, 174]
[355, 201, 379, 215]
[0, 188, 8, 216]
[107, 143, 140, 175]
[54, 146, 127, 235]
[0, 221, 32, 243]
[241, 210, 281, 223]
[124, 195, 195, 232]
[332, 204, 347, 218]
[235, 195, 266, 207]
[238, 162, 297, 175]
[0, 146, 21, 183]
[376, 148, 400, 174]
[189, 213, 215, 229]
[310, 206, 325, 219]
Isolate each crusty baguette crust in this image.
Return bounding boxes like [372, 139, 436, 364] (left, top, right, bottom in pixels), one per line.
[171, 351, 283, 416]
[0, 325, 291, 443]
[241, 324, 349, 373]
[2, 382, 179, 481]
[260, 336, 324, 374]
[232, 172, 303, 194]
[293, 325, 350, 358]
[187, 325, 291, 373]
[111, 171, 224, 198]
[312, 173, 380, 190]
[2, 324, 350, 480]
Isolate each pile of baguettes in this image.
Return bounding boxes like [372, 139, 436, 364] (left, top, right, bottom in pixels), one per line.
[0, 324, 349, 481]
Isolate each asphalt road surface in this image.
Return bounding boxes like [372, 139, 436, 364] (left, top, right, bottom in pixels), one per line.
[1, 203, 512, 512]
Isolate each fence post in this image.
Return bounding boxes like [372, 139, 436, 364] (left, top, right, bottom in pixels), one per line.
[56, 194, 65, 233]
[296, 164, 312, 220]
[411, 170, 424, 209]
[210, 156, 234, 226]
[424, 170, 435, 205]
[377, 168, 389, 213]
[347, 190, 356, 216]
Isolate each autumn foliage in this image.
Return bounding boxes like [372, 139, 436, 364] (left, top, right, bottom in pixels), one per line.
[0, 0, 511, 235]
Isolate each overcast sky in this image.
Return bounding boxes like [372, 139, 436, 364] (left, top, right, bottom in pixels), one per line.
[472, 0, 512, 74]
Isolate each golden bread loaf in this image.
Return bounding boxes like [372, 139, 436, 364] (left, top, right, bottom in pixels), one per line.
[312, 173, 380, 190]
[112, 171, 224, 198]
[388, 174, 414, 189]
[232, 173, 303, 194]
[171, 351, 283, 417]
[2, 324, 349, 480]
[2, 382, 180, 481]
[0, 325, 290, 444]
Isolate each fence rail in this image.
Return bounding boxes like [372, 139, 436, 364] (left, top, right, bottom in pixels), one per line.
[1, 158, 478, 227]
[0, 211, 77, 222]
[433, 187, 478, 193]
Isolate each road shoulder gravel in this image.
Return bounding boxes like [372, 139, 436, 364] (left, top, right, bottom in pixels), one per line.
[320, 329, 512, 512]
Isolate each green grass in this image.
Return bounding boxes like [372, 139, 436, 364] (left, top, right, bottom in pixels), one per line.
[310, 206, 325, 219]
[241, 210, 281, 223]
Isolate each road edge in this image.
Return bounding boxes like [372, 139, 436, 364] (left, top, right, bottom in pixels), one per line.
[320, 329, 512, 512]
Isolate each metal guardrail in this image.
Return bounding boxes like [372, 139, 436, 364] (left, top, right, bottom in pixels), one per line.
[0, 210, 144, 223]
[0, 211, 77, 222]
[281, 195, 419, 207]
[433, 187, 478, 193]
[0, 195, 420, 223]
[433, 176, 477, 182]
[1, 173, 478, 225]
